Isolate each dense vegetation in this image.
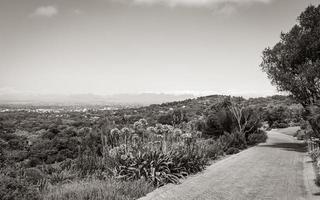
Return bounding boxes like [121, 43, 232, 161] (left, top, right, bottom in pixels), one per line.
[261, 4, 320, 187]
[0, 94, 303, 200]
[261, 4, 320, 138]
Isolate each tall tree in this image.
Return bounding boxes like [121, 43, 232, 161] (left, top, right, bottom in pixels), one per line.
[260, 5, 320, 137]
[260, 5, 320, 107]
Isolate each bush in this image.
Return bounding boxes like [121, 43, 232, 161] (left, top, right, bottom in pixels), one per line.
[315, 174, 320, 187]
[310, 149, 320, 162]
[300, 120, 309, 130]
[218, 131, 247, 151]
[114, 148, 208, 187]
[247, 130, 268, 145]
[0, 174, 41, 200]
[295, 130, 306, 140]
[225, 147, 240, 155]
[23, 167, 46, 185]
[43, 178, 154, 200]
[49, 169, 77, 185]
[201, 139, 224, 159]
[272, 122, 289, 128]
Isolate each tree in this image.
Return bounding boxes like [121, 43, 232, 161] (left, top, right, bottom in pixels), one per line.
[228, 101, 262, 138]
[260, 5, 320, 137]
[260, 5, 320, 107]
[265, 106, 288, 127]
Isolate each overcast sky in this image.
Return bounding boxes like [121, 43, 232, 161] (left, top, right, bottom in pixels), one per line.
[0, 0, 319, 96]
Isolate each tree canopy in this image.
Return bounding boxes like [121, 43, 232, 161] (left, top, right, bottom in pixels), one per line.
[260, 5, 320, 106]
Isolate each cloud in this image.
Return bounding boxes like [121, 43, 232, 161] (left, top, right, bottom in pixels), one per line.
[73, 9, 83, 15]
[31, 6, 58, 17]
[214, 4, 237, 15]
[130, 0, 272, 7]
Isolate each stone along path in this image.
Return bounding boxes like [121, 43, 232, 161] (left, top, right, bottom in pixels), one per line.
[139, 129, 319, 200]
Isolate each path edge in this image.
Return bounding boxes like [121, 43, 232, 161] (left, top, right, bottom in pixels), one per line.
[303, 154, 320, 200]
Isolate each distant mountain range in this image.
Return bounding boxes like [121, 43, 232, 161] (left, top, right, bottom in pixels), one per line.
[0, 93, 195, 106]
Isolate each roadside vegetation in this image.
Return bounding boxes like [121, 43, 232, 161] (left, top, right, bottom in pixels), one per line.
[260, 4, 320, 186]
[0, 94, 303, 200]
[3, 4, 320, 198]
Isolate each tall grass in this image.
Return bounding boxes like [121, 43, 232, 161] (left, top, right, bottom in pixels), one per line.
[43, 178, 154, 200]
[41, 118, 266, 199]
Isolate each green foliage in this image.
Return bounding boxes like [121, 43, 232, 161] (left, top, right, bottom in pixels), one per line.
[260, 5, 320, 139]
[305, 105, 320, 138]
[247, 130, 268, 145]
[114, 150, 194, 187]
[260, 5, 320, 106]
[201, 139, 224, 159]
[265, 106, 290, 128]
[203, 114, 225, 137]
[23, 167, 46, 185]
[310, 149, 320, 162]
[158, 109, 188, 126]
[225, 147, 240, 155]
[95, 121, 208, 187]
[202, 99, 236, 137]
[272, 122, 289, 129]
[218, 131, 247, 152]
[43, 178, 154, 200]
[294, 129, 306, 140]
[316, 174, 320, 187]
[0, 174, 41, 200]
[0, 95, 285, 199]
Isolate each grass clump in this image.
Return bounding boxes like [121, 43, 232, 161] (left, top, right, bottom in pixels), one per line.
[43, 178, 154, 200]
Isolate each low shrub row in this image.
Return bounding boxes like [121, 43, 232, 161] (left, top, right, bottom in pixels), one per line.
[309, 148, 320, 186]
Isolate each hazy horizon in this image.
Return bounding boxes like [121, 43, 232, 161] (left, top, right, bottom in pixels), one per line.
[1, 0, 319, 96]
[0, 91, 286, 106]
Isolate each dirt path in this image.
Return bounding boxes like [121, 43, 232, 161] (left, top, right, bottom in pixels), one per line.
[139, 130, 318, 200]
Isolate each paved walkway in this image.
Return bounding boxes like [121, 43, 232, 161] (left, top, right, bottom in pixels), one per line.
[140, 130, 320, 200]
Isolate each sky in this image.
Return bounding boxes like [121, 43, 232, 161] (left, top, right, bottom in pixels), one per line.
[0, 0, 319, 97]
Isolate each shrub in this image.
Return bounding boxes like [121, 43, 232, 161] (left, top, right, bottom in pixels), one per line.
[0, 174, 41, 200]
[247, 130, 268, 145]
[300, 120, 309, 130]
[49, 169, 77, 185]
[202, 114, 225, 137]
[114, 148, 208, 187]
[73, 152, 106, 176]
[316, 174, 320, 187]
[23, 167, 46, 185]
[218, 131, 247, 151]
[225, 147, 240, 155]
[272, 122, 289, 128]
[310, 149, 320, 162]
[201, 139, 224, 159]
[43, 178, 154, 200]
[295, 130, 306, 140]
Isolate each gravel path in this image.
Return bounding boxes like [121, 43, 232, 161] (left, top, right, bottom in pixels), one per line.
[139, 130, 316, 200]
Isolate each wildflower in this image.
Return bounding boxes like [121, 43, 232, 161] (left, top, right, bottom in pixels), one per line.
[155, 134, 164, 140]
[139, 118, 148, 127]
[147, 126, 156, 133]
[163, 125, 173, 132]
[119, 144, 126, 151]
[109, 148, 117, 158]
[181, 133, 192, 139]
[121, 127, 130, 136]
[120, 154, 127, 160]
[196, 131, 202, 138]
[173, 128, 182, 137]
[132, 134, 139, 140]
[155, 124, 163, 134]
[134, 121, 143, 130]
[110, 128, 120, 136]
